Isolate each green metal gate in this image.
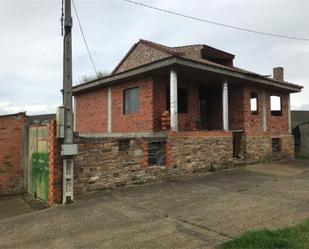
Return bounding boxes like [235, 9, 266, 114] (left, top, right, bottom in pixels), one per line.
[28, 125, 49, 202]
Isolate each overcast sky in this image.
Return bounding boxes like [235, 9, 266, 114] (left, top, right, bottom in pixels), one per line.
[0, 0, 308, 115]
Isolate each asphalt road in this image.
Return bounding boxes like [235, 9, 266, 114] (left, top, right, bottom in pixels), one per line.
[1, 160, 309, 249]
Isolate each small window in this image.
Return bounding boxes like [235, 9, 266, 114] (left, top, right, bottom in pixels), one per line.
[148, 142, 165, 166]
[250, 92, 258, 114]
[118, 139, 130, 152]
[272, 138, 281, 153]
[270, 95, 282, 116]
[124, 87, 140, 114]
[166, 87, 188, 113]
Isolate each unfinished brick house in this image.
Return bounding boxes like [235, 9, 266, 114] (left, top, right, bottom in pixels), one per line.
[72, 39, 302, 193]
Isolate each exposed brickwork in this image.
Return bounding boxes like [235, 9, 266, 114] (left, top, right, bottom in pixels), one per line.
[153, 76, 199, 131]
[229, 84, 244, 130]
[48, 121, 62, 205]
[243, 85, 264, 134]
[112, 77, 154, 132]
[75, 68, 294, 168]
[0, 113, 27, 195]
[266, 91, 289, 134]
[75, 77, 154, 133]
[75, 89, 108, 133]
[114, 42, 171, 74]
[206, 86, 223, 130]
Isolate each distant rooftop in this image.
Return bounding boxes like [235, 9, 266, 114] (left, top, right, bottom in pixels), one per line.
[29, 114, 56, 125]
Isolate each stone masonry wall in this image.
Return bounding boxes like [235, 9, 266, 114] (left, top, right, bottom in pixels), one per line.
[244, 134, 294, 161]
[74, 132, 235, 194]
[114, 42, 170, 74]
[167, 131, 234, 172]
[74, 136, 150, 194]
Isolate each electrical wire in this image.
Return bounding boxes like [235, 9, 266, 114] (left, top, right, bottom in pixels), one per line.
[72, 0, 98, 75]
[124, 0, 309, 42]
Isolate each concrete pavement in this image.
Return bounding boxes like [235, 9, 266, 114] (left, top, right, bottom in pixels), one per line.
[1, 160, 309, 249]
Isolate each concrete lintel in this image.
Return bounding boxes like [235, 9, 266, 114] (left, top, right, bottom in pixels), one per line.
[77, 132, 168, 139]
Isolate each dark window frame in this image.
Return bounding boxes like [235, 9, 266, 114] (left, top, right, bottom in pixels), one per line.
[270, 95, 282, 116]
[166, 86, 189, 114]
[123, 87, 140, 115]
[148, 141, 165, 166]
[250, 92, 259, 115]
[118, 139, 130, 152]
[272, 138, 281, 153]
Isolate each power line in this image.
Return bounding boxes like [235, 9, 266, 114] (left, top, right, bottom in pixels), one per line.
[124, 0, 309, 42]
[72, 0, 98, 75]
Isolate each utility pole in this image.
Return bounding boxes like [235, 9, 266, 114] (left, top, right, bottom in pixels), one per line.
[61, 0, 77, 204]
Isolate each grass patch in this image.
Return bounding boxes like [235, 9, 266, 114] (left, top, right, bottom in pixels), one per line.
[218, 220, 309, 249]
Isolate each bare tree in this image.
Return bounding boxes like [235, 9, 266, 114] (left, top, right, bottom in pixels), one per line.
[79, 70, 110, 84]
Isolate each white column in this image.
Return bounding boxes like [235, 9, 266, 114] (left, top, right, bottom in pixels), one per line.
[262, 90, 267, 132]
[170, 69, 178, 131]
[107, 86, 112, 133]
[288, 94, 291, 133]
[222, 80, 229, 131]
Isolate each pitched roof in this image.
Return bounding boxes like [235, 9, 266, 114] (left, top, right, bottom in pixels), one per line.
[0, 112, 26, 118]
[74, 39, 303, 94]
[112, 39, 237, 74]
[291, 111, 309, 122]
[291, 111, 309, 128]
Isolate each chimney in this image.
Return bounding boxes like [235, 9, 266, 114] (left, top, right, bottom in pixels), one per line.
[273, 67, 284, 82]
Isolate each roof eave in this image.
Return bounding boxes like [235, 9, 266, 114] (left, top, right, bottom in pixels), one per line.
[73, 57, 302, 94]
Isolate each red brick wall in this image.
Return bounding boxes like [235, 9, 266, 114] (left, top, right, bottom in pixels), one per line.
[243, 85, 264, 134]
[0, 113, 27, 195]
[76, 77, 155, 133]
[153, 77, 167, 132]
[75, 89, 108, 133]
[266, 91, 289, 134]
[48, 121, 62, 205]
[75, 75, 291, 137]
[153, 76, 199, 131]
[242, 85, 289, 135]
[112, 77, 154, 132]
[206, 86, 223, 130]
[229, 84, 244, 130]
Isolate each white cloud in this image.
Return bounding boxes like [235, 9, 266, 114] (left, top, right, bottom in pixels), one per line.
[0, 0, 308, 114]
[0, 101, 55, 116]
